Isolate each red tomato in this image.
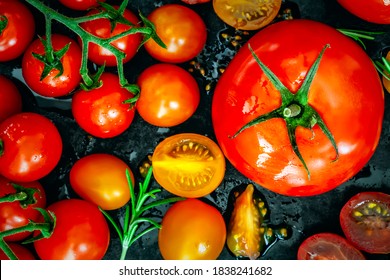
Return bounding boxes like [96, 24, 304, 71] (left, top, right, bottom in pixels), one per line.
[0, 176, 46, 242]
[337, 0, 390, 24]
[144, 4, 207, 63]
[0, 243, 36, 260]
[0, 0, 35, 62]
[158, 198, 226, 260]
[22, 34, 82, 97]
[59, 0, 105, 10]
[0, 112, 63, 182]
[340, 192, 390, 254]
[212, 19, 384, 196]
[137, 64, 200, 127]
[181, 0, 210, 3]
[71, 72, 136, 138]
[69, 153, 134, 210]
[0, 75, 22, 123]
[79, 6, 141, 66]
[33, 199, 110, 260]
[297, 233, 365, 260]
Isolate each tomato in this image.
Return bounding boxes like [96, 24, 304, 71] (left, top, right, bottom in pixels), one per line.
[152, 133, 225, 198]
[182, 0, 211, 4]
[0, 243, 35, 260]
[0, 0, 35, 62]
[69, 153, 134, 210]
[212, 19, 384, 196]
[337, 0, 390, 24]
[340, 192, 390, 254]
[0, 112, 63, 182]
[144, 4, 207, 63]
[79, 6, 141, 66]
[59, 0, 105, 10]
[71, 72, 136, 138]
[0, 176, 46, 242]
[137, 64, 200, 127]
[212, 0, 282, 30]
[297, 232, 365, 260]
[382, 51, 390, 94]
[0, 75, 22, 123]
[22, 34, 82, 98]
[33, 199, 110, 260]
[158, 198, 226, 260]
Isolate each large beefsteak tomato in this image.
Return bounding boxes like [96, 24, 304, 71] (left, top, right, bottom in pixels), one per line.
[212, 19, 384, 196]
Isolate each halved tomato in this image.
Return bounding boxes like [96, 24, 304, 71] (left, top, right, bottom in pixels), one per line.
[152, 133, 225, 198]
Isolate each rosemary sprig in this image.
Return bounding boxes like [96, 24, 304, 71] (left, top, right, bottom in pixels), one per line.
[337, 28, 384, 49]
[374, 56, 390, 81]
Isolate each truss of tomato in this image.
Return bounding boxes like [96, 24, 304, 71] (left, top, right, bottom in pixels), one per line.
[144, 4, 207, 63]
[33, 198, 110, 260]
[0, 0, 35, 62]
[137, 63, 200, 127]
[212, 19, 384, 196]
[0, 112, 63, 182]
[337, 0, 390, 24]
[152, 133, 226, 198]
[0, 75, 22, 123]
[69, 153, 134, 210]
[79, 5, 141, 66]
[340, 192, 390, 254]
[59, 0, 105, 11]
[22, 34, 82, 98]
[297, 232, 365, 260]
[0, 176, 46, 242]
[71, 72, 136, 138]
[158, 198, 226, 260]
[0, 243, 36, 260]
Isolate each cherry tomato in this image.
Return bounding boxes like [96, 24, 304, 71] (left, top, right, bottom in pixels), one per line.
[337, 0, 390, 24]
[0, 75, 22, 123]
[152, 133, 225, 198]
[22, 34, 82, 98]
[212, 0, 282, 30]
[0, 112, 63, 182]
[0, 176, 46, 242]
[79, 6, 141, 66]
[182, 0, 211, 4]
[212, 19, 384, 196]
[69, 153, 134, 210]
[71, 72, 136, 138]
[59, 0, 105, 10]
[0, 0, 35, 62]
[144, 4, 207, 63]
[340, 192, 390, 254]
[297, 232, 365, 260]
[137, 64, 200, 127]
[0, 243, 36, 260]
[382, 51, 390, 94]
[158, 198, 226, 260]
[33, 199, 110, 260]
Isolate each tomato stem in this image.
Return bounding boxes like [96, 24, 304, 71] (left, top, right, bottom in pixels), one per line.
[0, 139, 3, 157]
[0, 15, 8, 35]
[374, 56, 390, 81]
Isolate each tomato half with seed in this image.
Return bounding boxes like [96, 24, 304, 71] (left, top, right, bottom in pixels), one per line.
[212, 19, 384, 196]
[297, 233, 365, 260]
[33, 199, 110, 260]
[337, 0, 390, 24]
[144, 4, 207, 63]
[152, 133, 225, 198]
[71, 72, 136, 139]
[0, 0, 35, 62]
[69, 153, 134, 210]
[158, 198, 226, 260]
[59, 0, 105, 10]
[0, 75, 22, 123]
[340, 192, 390, 254]
[0, 243, 36, 260]
[0, 176, 46, 242]
[0, 112, 63, 182]
[137, 64, 200, 127]
[212, 0, 282, 30]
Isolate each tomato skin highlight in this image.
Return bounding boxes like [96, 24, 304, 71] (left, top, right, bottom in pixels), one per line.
[212, 19, 384, 196]
[337, 0, 390, 24]
[59, 0, 105, 11]
[0, 112, 63, 182]
[0, 75, 22, 123]
[33, 199, 110, 260]
[137, 64, 200, 127]
[0, 0, 35, 62]
[158, 198, 226, 260]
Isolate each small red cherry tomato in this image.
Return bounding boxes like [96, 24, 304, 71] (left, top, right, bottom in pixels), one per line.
[0, 243, 36, 260]
[59, 0, 105, 11]
[0, 75, 22, 123]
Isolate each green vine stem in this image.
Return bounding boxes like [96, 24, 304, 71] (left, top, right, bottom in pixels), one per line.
[0, 15, 8, 35]
[25, 0, 166, 96]
[100, 166, 184, 260]
[337, 29, 384, 50]
[374, 56, 390, 81]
